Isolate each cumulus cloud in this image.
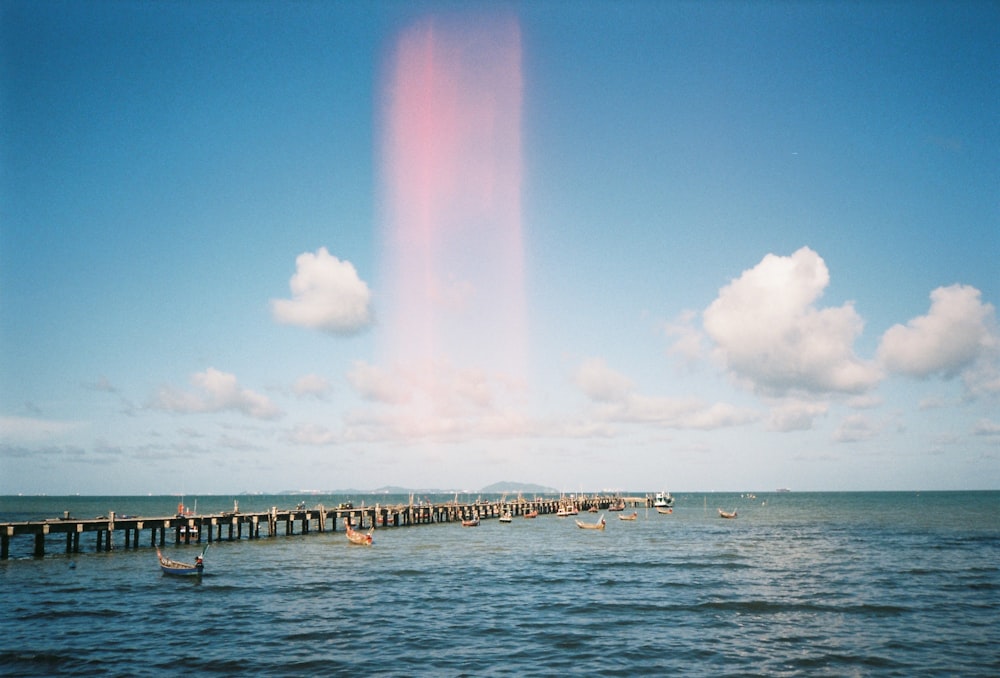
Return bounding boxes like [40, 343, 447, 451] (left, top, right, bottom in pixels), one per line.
[878, 285, 999, 393]
[703, 247, 881, 396]
[152, 368, 282, 420]
[271, 247, 372, 335]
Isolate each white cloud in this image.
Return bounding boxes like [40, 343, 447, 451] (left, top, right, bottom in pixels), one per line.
[703, 247, 881, 395]
[271, 247, 372, 335]
[288, 423, 339, 446]
[878, 284, 997, 381]
[767, 400, 829, 432]
[664, 310, 705, 364]
[347, 362, 413, 404]
[832, 413, 881, 443]
[152, 368, 283, 420]
[574, 358, 634, 402]
[973, 419, 1000, 436]
[0, 416, 84, 443]
[846, 394, 883, 410]
[574, 359, 758, 430]
[292, 374, 331, 399]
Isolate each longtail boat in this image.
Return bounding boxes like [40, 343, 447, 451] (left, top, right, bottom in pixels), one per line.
[575, 514, 605, 530]
[344, 520, 373, 545]
[157, 545, 206, 576]
[718, 508, 738, 519]
[523, 510, 538, 519]
[655, 506, 673, 514]
[461, 517, 480, 527]
[618, 511, 638, 521]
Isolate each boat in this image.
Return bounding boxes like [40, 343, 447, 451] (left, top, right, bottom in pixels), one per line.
[588, 506, 599, 513]
[655, 506, 673, 514]
[523, 510, 538, 519]
[555, 505, 579, 517]
[608, 499, 626, 511]
[618, 511, 638, 521]
[461, 517, 480, 527]
[653, 492, 674, 508]
[718, 508, 738, 519]
[344, 520, 373, 545]
[499, 511, 512, 523]
[157, 546, 206, 576]
[575, 514, 606, 530]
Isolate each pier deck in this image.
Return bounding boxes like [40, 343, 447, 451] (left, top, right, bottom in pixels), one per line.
[0, 495, 651, 559]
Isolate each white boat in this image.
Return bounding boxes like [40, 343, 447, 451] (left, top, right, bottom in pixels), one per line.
[499, 511, 512, 523]
[653, 491, 674, 508]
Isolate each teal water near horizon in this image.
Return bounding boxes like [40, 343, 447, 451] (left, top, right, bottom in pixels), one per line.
[1, 491, 998, 676]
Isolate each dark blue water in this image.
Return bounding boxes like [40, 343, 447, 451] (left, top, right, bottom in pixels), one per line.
[2, 492, 998, 676]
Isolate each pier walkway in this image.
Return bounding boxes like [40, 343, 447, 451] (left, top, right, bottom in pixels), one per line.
[0, 495, 650, 560]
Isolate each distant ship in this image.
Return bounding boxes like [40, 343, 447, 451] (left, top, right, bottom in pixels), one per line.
[775, 488, 791, 493]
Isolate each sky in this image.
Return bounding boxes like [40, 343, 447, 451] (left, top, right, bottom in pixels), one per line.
[1, 0, 997, 495]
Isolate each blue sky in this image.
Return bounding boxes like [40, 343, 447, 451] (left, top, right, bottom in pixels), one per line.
[2, 1, 997, 495]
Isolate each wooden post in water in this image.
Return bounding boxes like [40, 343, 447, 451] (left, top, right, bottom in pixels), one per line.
[34, 527, 46, 558]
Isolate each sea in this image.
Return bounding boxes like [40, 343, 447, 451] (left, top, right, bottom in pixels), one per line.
[1, 491, 998, 677]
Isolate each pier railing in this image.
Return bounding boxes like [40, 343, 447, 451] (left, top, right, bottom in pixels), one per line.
[0, 495, 651, 560]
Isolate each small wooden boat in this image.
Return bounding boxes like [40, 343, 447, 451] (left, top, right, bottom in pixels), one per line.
[498, 511, 512, 523]
[588, 506, 599, 513]
[345, 520, 374, 545]
[608, 500, 626, 511]
[718, 508, 738, 519]
[575, 514, 606, 530]
[656, 506, 673, 514]
[157, 546, 206, 576]
[618, 511, 638, 521]
[461, 517, 480, 527]
[523, 510, 538, 519]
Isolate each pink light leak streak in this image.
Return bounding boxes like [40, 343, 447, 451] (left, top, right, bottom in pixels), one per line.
[378, 15, 526, 379]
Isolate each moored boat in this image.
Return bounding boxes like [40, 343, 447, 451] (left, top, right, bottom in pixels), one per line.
[618, 511, 638, 521]
[344, 520, 374, 545]
[461, 517, 480, 527]
[655, 506, 673, 515]
[653, 491, 674, 509]
[157, 546, 206, 576]
[718, 508, 738, 519]
[575, 514, 606, 530]
[499, 511, 512, 523]
[523, 510, 538, 519]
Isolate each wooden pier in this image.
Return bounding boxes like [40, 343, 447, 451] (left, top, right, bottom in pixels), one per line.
[0, 495, 651, 560]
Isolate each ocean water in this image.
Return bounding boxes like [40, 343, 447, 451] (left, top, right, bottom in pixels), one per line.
[1, 492, 998, 676]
